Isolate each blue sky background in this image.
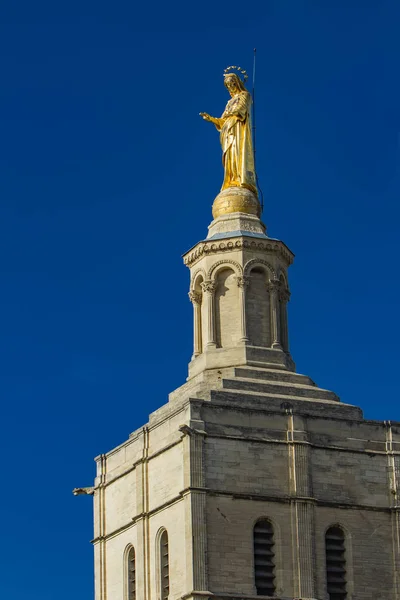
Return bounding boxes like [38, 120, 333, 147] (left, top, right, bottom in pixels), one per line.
[0, 1, 399, 598]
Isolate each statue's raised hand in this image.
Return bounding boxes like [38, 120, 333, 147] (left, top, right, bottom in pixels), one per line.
[199, 112, 213, 122]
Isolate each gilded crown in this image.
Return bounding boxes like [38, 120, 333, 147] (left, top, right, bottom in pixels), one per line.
[223, 65, 248, 82]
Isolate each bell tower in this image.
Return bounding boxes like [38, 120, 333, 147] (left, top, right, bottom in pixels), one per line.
[185, 186, 294, 379]
[81, 66, 400, 600]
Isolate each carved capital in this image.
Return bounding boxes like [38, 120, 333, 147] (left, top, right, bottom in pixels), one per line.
[188, 290, 202, 305]
[236, 275, 250, 289]
[201, 280, 216, 295]
[267, 279, 281, 294]
[279, 289, 291, 303]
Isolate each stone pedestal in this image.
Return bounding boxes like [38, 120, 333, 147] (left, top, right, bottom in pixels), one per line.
[212, 186, 261, 219]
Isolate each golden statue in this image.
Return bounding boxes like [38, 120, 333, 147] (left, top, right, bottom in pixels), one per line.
[200, 66, 260, 218]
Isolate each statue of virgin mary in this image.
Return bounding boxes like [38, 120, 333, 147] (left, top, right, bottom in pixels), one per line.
[200, 71, 257, 195]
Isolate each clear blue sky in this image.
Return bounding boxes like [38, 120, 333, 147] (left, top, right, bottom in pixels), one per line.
[0, 1, 399, 598]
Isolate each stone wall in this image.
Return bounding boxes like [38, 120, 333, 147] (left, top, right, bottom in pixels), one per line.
[93, 386, 400, 600]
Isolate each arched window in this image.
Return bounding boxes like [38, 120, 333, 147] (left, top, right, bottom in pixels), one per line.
[160, 530, 169, 600]
[325, 526, 347, 600]
[126, 546, 136, 600]
[254, 519, 276, 596]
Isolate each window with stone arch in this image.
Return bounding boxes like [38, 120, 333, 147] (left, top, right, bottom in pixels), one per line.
[159, 529, 169, 600]
[125, 545, 136, 600]
[325, 526, 347, 600]
[253, 519, 276, 596]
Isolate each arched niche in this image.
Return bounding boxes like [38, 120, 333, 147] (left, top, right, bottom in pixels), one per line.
[215, 267, 240, 348]
[246, 266, 271, 348]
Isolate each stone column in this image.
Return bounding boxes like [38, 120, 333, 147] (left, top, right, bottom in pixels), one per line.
[95, 454, 107, 600]
[190, 432, 208, 592]
[189, 291, 202, 358]
[236, 276, 250, 343]
[268, 279, 282, 349]
[279, 288, 290, 353]
[201, 280, 217, 348]
[385, 421, 400, 600]
[180, 419, 208, 594]
[287, 411, 317, 599]
[135, 461, 147, 600]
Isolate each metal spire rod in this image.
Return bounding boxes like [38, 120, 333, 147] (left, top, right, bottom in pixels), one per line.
[252, 48, 257, 165]
[252, 48, 264, 214]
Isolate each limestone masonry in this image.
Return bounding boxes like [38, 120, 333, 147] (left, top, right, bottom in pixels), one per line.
[90, 202, 400, 600]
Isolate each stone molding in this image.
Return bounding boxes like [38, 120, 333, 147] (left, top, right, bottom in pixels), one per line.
[190, 268, 207, 288]
[206, 211, 266, 239]
[93, 481, 396, 544]
[207, 259, 243, 280]
[181, 593, 321, 600]
[183, 238, 294, 268]
[243, 258, 277, 279]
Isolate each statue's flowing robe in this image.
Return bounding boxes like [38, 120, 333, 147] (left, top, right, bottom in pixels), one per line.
[216, 90, 257, 194]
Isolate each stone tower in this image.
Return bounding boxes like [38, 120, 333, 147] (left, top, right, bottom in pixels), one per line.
[185, 188, 294, 379]
[84, 57, 399, 597]
[85, 177, 400, 600]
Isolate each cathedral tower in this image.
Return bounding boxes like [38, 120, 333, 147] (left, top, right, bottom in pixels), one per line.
[81, 68, 400, 600]
[186, 195, 294, 378]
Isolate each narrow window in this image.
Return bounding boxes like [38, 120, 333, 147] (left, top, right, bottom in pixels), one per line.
[325, 526, 347, 600]
[254, 520, 276, 596]
[127, 547, 136, 600]
[160, 530, 169, 600]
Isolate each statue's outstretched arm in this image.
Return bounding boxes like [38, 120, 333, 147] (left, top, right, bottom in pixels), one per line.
[199, 112, 224, 131]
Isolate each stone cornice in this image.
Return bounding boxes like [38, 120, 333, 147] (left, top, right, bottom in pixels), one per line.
[183, 236, 294, 268]
[92, 484, 394, 544]
[182, 594, 304, 600]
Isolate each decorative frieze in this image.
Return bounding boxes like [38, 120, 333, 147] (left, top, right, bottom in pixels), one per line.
[183, 238, 294, 268]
